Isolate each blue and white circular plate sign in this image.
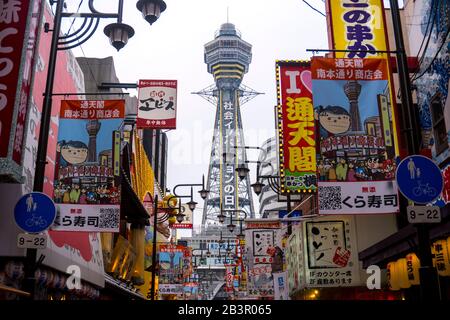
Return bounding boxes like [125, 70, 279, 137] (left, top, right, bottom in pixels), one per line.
[395, 155, 444, 204]
[14, 192, 56, 233]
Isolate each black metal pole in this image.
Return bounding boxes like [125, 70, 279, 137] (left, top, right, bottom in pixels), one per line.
[389, 0, 439, 301]
[23, 0, 64, 300]
[33, 0, 64, 192]
[286, 194, 292, 235]
[151, 194, 158, 301]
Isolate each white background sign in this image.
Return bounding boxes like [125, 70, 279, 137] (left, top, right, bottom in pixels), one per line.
[17, 233, 47, 249]
[407, 206, 441, 223]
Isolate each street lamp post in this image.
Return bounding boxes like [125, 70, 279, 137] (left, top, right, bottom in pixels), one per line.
[28, 0, 167, 300]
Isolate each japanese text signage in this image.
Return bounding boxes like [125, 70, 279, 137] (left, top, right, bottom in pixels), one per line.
[159, 245, 185, 294]
[51, 100, 124, 232]
[245, 219, 283, 298]
[312, 57, 399, 214]
[0, 0, 43, 180]
[327, 0, 386, 59]
[137, 80, 177, 129]
[303, 217, 361, 287]
[326, 0, 401, 158]
[276, 61, 317, 193]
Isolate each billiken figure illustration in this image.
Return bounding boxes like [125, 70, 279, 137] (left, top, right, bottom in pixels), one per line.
[315, 105, 351, 137]
[57, 140, 89, 167]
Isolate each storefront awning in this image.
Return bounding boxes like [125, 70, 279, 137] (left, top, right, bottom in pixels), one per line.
[359, 204, 450, 268]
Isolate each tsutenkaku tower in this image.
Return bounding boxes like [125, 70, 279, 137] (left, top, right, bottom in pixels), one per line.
[196, 23, 260, 227]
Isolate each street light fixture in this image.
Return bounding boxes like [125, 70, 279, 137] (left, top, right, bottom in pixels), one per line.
[250, 181, 265, 196]
[136, 0, 167, 25]
[103, 23, 135, 51]
[217, 213, 226, 224]
[236, 165, 250, 181]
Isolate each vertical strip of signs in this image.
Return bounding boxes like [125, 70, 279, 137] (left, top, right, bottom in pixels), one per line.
[276, 61, 317, 193]
[51, 100, 124, 232]
[312, 57, 399, 214]
[136, 80, 177, 129]
[326, 0, 401, 156]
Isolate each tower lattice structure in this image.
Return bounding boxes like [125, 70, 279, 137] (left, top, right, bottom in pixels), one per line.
[195, 23, 261, 228]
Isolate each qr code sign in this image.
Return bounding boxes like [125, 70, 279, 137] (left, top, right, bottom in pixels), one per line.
[319, 186, 342, 210]
[99, 208, 120, 229]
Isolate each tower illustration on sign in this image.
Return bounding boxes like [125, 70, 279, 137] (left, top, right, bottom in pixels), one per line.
[193, 23, 261, 227]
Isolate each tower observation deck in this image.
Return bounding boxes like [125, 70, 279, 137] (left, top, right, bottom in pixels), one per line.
[200, 23, 256, 228]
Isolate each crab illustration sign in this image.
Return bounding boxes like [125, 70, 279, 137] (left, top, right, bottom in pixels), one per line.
[14, 192, 56, 233]
[396, 155, 444, 204]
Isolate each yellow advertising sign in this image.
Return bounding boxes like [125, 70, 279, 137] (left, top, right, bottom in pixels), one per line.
[327, 0, 400, 155]
[328, 0, 387, 58]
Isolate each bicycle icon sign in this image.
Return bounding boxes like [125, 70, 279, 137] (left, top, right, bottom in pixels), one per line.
[396, 155, 444, 204]
[14, 192, 56, 233]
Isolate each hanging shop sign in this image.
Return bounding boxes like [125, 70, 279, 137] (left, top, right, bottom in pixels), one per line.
[312, 57, 399, 215]
[159, 245, 185, 294]
[0, 0, 44, 182]
[137, 80, 177, 129]
[276, 60, 317, 193]
[273, 271, 289, 300]
[432, 239, 450, 277]
[51, 100, 124, 232]
[303, 217, 361, 287]
[244, 219, 283, 298]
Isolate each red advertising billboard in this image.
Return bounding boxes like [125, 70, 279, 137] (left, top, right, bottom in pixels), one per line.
[0, 0, 44, 181]
[276, 61, 317, 193]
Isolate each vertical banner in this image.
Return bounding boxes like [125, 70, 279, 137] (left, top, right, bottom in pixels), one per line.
[303, 216, 361, 287]
[158, 244, 185, 295]
[51, 100, 124, 232]
[0, 0, 43, 181]
[312, 57, 399, 214]
[273, 271, 289, 300]
[137, 80, 177, 129]
[276, 61, 317, 193]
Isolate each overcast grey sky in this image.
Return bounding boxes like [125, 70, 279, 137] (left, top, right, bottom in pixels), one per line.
[63, 0, 331, 231]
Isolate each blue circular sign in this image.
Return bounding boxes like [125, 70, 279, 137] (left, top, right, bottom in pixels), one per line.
[14, 192, 56, 233]
[395, 155, 444, 204]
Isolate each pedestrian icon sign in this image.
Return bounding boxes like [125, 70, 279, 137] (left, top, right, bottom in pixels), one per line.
[396, 155, 444, 204]
[14, 192, 56, 233]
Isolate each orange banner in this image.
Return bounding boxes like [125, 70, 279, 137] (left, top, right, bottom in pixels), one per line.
[311, 58, 388, 81]
[60, 100, 125, 119]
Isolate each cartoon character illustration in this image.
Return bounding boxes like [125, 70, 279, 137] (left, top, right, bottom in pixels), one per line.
[328, 160, 337, 181]
[69, 184, 81, 203]
[347, 162, 357, 182]
[336, 158, 348, 181]
[315, 105, 351, 136]
[57, 140, 88, 166]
